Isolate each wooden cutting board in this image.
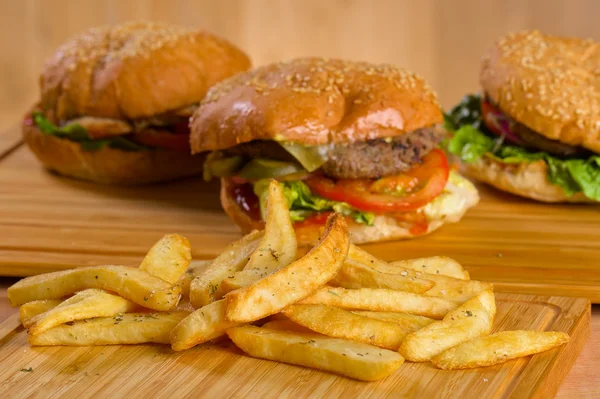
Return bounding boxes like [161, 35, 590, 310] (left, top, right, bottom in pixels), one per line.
[0, 293, 590, 399]
[0, 128, 599, 301]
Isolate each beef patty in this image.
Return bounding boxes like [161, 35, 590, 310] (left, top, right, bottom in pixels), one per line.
[225, 126, 446, 179]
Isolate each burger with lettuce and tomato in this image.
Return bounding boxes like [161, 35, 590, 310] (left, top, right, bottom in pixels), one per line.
[23, 21, 251, 185]
[446, 31, 600, 203]
[190, 58, 479, 244]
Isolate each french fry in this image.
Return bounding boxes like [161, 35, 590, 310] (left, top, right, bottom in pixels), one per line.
[399, 291, 496, 362]
[351, 311, 434, 332]
[225, 214, 349, 323]
[20, 299, 62, 327]
[227, 325, 404, 381]
[218, 180, 298, 296]
[29, 311, 189, 346]
[283, 304, 410, 350]
[331, 260, 434, 294]
[177, 260, 213, 299]
[261, 319, 315, 334]
[432, 330, 570, 370]
[302, 287, 457, 319]
[8, 266, 181, 311]
[170, 299, 241, 351]
[389, 256, 470, 280]
[27, 289, 138, 336]
[139, 234, 192, 284]
[189, 230, 263, 308]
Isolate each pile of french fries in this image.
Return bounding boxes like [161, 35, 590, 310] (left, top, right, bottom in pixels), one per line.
[7, 180, 569, 381]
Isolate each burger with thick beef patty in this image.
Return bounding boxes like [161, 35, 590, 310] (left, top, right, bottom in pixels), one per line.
[190, 58, 479, 244]
[24, 21, 251, 185]
[446, 30, 600, 203]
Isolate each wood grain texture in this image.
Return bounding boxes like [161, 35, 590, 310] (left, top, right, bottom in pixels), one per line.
[0, 293, 589, 398]
[1, 143, 599, 303]
[1, 0, 600, 131]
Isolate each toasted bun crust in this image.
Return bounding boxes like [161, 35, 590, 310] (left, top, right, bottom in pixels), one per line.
[41, 21, 251, 122]
[481, 30, 600, 153]
[220, 176, 479, 245]
[190, 58, 443, 153]
[463, 156, 594, 203]
[24, 121, 204, 185]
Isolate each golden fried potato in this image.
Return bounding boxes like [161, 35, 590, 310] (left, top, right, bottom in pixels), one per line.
[227, 325, 404, 381]
[351, 311, 434, 332]
[28, 289, 138, 336]
[432, 330, 570, 370]
[331, 260, 434, 294]
[20, 299, 63, 327]
[389, 256, 470, 280]
[189, 230, 263, 308]
[29, 311, 189, 346]
[8, 266, 181, 311]
[139, 234, 192, 284]
[283, 304, 410, 350]
[302, 287, 457, 319]
[261, 319, 315, 334]
[225, 214, 349, 323]
[399, 290, 496, 362]
[176, 260, 213, 299]
[170, 299, 242, 351]
[218, 181, 298, 296]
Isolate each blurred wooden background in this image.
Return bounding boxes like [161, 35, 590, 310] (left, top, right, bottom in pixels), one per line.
[1, 0, 599, 131]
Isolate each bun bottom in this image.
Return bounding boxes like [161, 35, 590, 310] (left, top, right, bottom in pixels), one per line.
[24, 121, 204, 185]
[220, 175, 479, 245]
[463, 156, 593, 203]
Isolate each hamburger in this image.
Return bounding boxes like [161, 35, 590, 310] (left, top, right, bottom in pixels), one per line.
[446, 30, 600, 203]
[190, 58, 479, 244]
[24, 21, 251, 185]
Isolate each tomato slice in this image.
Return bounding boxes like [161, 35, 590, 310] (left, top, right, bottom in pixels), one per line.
[294, 212, 333, 228]
[228, 182, 261, 221]
[131, 130, 191, 152]
[305, 149, 449, 213]
[481, 99, 522, 145]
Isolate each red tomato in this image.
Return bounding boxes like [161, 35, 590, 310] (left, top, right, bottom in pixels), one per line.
[229, 182, 261, 221]
[131, 130, 191, 152]
[294, 212, 333, 228]
[305, 149, 449, 213]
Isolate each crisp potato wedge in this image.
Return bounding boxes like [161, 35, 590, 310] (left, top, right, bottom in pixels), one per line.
[432, 330, 570, 370]
[218, 180, 298, 297]
[20, 299, 63, 327]
[283, 304, 410, 350]
[139, 234, 192, 284]
[177, 260, 213, 299]
[28, 289, 138, 336]
[170, 299, 241, 351]
[227, 325, 404, 381]
[302, 287, 457, 319]
[225, 214, 349, 323]
[8, 266, 181, 311]
[389, 256, 470, 280]
[29, 311, 189, 346]
[363, 260, 491, 303]
[189, 230, 263, 308]
[331, 260, 434, 294]
[261, 319, 315, 334]
[399, 290, 496, 362]
[351, 311, 434, 332]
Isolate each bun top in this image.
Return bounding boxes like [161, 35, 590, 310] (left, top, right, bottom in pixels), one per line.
[40, 21, 251, 122]
[189, 58, 442, 153]
[481, 30, 600, 153]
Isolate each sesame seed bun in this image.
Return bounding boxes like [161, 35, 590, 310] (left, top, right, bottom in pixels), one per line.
[220, 175, 479, 245]
[480, 30, 600, 154]
[190, 58, 443, 153]
[23, 119, 204, 185]
[41, 21, 251, 122]
[462, 156, 593, 203]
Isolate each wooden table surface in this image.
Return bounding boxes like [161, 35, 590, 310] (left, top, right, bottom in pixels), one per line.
[0, 278, 597, 397]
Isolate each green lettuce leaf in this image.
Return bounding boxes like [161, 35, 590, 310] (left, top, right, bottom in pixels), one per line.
[32, 112, 145, 152]
[445, 95, 600, 201]
[253, 179, 375, 225]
